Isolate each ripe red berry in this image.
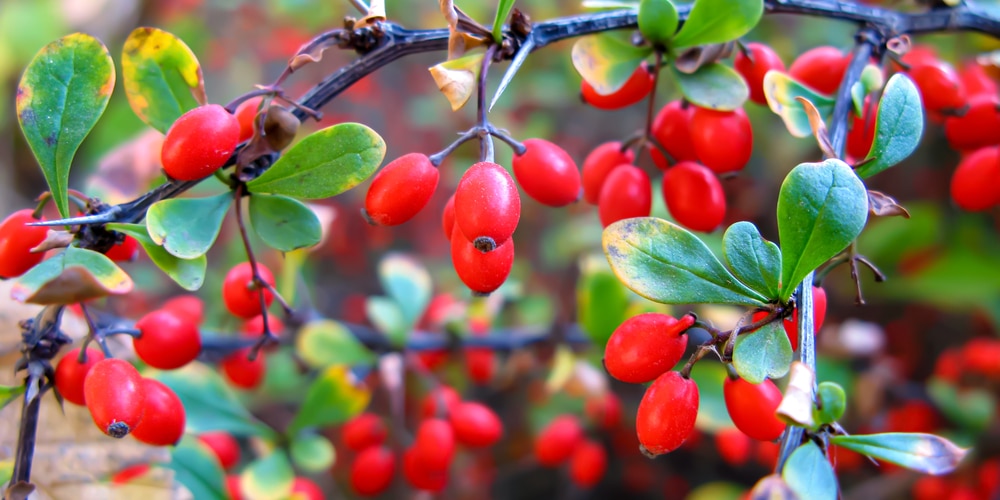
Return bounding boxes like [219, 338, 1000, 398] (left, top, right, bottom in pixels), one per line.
[723, 377, 786, 441]
[131, 378, 186, 446]
[605, 313, 694, 384]
[450, 225, 515, 295]
[55, 347, 105, 406]
[290, 477, 324, 500]
[364, 153, 440, 226]
[234, 96, 264, 143]
[944, 94, 1000, 151]
[161, 104, 240, 181]
[734, 43, 786, 105]
[84, 358, 146, 438]
[581, 64, 654, 110]
[221, 347, 266, 390]
[342, 412, 387, 452]
[134, 309, 202, 369]
[652, 100, 699, 164]
[0, 209, 49, 279]
[227, 474, 245, 500]
[454, 162, 521, 250]
[441, 193, 456, 240]
[402, 446, 449, 492]
[663, 161, 727, 232]
[846, 96, 878, 161]
[449, 401, 503, 447]
[689, 107, 753, 174]
[598, 165, 652, 228]
[243, 314, 285, 339]
[413, 418, 456, 471]
[582, 142, 635, 204]
[585, 392, 622, 430]
[636, 371, 699, 455]
[222, 262, 275, 319]
[788, 46, 849, 95]
[421, 385, 461, 420]
[782, 286, 828, 351]
[105, 235, 140, 262]
[198, 431, 241, 470]
[535, 415, 584, 467]
[569, 440, 607, 488]
[162, 294, 204, 327]
[909, 61, 966, 113]
[110, 464, 151, 485]
[715, 428, 753, 466]
[959, 62, 998, 99]
[350, 446, 395, 497]
[950, 146, 1000, 211]
[512, 139, 582, 207]
[465, 347, 495, 384]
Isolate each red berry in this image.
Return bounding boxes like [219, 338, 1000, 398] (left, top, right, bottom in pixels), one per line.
[227, 474, 245, 500]
[782, 286, 828, 351]
[441, 192, 456, 240]
[663, 161, 727, 232]
[604, 313, 694, 384]
[789, 46, 849, 95]
[582, 142, 635, 204]
[402, 446, 449, 492]
[449, 401, 502, 447]
[715, 428, 753, 466]
[909, 61, 966, 113]
[724, 377, 786, 441]
[454, 162, 521, 250]
[0, 209, 49, 279]
[55, 347, 105, 406]
[413, 418, 456, 471]
[134, 309, 202, 370]
[569, 440, 607, 488]
[652, 100, 699, 164]
[222, 262, 275, 319]
[350, 446, 395, 497]
[512, 139, 582, 207]
[221, 347, 266, 389]
[364, 153, 440, 226]
[598, 165, 652, 228]
[421, 386, 461, 420]
[110, 464, 151, 484]
[689, 107, 753, 174]
[161, 294, 204, 327]
[944, 94, 1000, 151]
[198, 431, 240, 470]
[131, 378, 186, 446]
[84, 358, 146, 438]
[581, 64, 654, 110]
[846, 96, 878, 161]
[734, 43, 786, 105]
[585, 392, 622, 430]
[465, 347, 495, 384]
[243, 314, 284, 338]
[290, 477, 324, 500]
[342, 412, 387, 452]
[105, 235, 140, 262]
[161, 104, 240, 181]
[959, 62, 998, 99]
[534, 415, 584, 467]
[950, 146, 1000, 211]
[234, 96, 264, 143]
[450, 225, 515, 295]
[636, 371, 699, 455]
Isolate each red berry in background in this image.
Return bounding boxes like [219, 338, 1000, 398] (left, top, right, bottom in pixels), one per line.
[226, 474, 245, 500]
[234, 96, 264, 142]
[598, 165, 652, 228]
[342, 412, 387, 452]
[846, 96, 878, 161]
[585, 392, 623, 430]
[364, 153, 440, 226]
[959, 62, 998, 98]
[581, 64, 654, 110]
[110, 463, 151, 484]
[350, 446, 395, 497]
[441, 193, 456, 240]
[689, 106, 753, 174]
[0, 208, 49, 279]
[652, 100, 699, 164]
[162, 294, 204, 327]
[944, 94, 1000, 151]
[161, 104, 240, 181]
[221, 347, 266, 389]
[449, 401, 503, 447]
[908, 61, 966, 113]
[582, 142, 635, 204]
[604, 313, 694, 384]
[465, 347, 495, 384]
[512, 138, 582, 207]
[715, 428, 753, 466]
[723, 377, 786, 441]
[402, 446, 449, 492]
[450, 225, 515, 295]
[84, 358, 146, 438]
[569, 440, 607, 489]
[199, 431, 240, 470]
[782, 286, 828, 351]
[913, 476, 952, 500]
[413, 418, 456, 471]
[886, 400, 940, 433]
[636, 371, 699, 455]
[134, 309, 202, 369]
[288, 477, 323, 500]
[55, 347, 105, 406]
[222, 262, 275, 319]
[243, 314, 285, 339]
[454, 161, 521, 250]
[421, 385, 461, 419]
[789, 46, 849, 95]
[663, 161, 727, 232]
[534, 414, 584, 466]
[963, 338, 1000, 378]
[755, 440, 781, 468]
[734, 42, 786, 105]
[105, 235, 140, 262]
[131, 378, 186, 446]
[950, 146, 1000, 211]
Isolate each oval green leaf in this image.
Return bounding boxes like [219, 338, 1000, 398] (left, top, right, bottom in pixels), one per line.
[814, 381, 847, 425]
[365, 295, 408, 347]
[830, 432, 968, 475]
[732, 321, 792, 384]
[763, 70, 837, 138]
[672, 0, 763, 49]
[247, 123, 386, 199]
[248, 193, 322, 252]
[16, 33, 115, 219]
[378, 253, 432, 329]
[107, 222, 206, 291]
[571, 31, 653, 95]
[722, 221, 781, 300]
[603, 217, 768, 306]
[11, 246, 132, 305]
[296, 319, 376, 369]
[671, 62, 748, 111]
[289, 365, 371, 433]
[639, 0, 679, 45]
[240, 451, 294, 500]
[290, 433, 336, 473]
[927, 377, 996, 433]
[122, 27, 206, 133]
[577, 267, 629, 345]
[147, 193, 233, 259]
[856, 73, 925, 178]
[782, 442, 838, 500]
[166, 437, 228, 500]
[777, 159, 869, 302]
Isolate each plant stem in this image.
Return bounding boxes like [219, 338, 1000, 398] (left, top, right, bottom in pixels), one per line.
[233, 185, 280, 360]
[9, 373, 41, 488]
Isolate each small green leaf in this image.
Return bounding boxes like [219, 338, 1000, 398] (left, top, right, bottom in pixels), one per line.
[295, 319, 376, 368]
[814, 381, 847, 425]
[289, 366, 371, 433]
[722, 221, 781, 299]
[777, 159, 869, 302]
[850, 82, 866, 117]
[927, 377, 996, 433]
[577, 268, 629, 345]
[147, 193, 232, 259]
[153, 362, 275, 437]
[782, 442, 838, 500]
[240, 451, 294, 500]
[11, 247, 132, 305]
[378, 253, 432, 329]
[856, 73, 924, 178]
[571, 31, 653, 95]
[17, 33, 115, 218]
[672, 0, 763, 49]
[366, 296, 409, 347]
[166, 437, 228, 500]
[247, 123, 386, 199]
[603, 217, 768, 306]
[671, 62, 748, 111]
[122, 27, 206, 133]
[248, 194, 322, 252]
[732, 321, 792, 384]
[491, 0, 516, 43]
[107, 223, 206, 291]
[763, 70, 837, 137]
[0, 384, 25, 411]
[830, 432, 968, 475]
[638, 0, 678, 45]
[290, 432, 337, 473]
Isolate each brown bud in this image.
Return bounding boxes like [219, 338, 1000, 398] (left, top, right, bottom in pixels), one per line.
[263, 106, 299, 152]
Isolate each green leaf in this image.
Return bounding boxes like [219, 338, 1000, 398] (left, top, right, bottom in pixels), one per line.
[638, 0, 678, 45]
[670, 62, 748, 111]
[830, 432, 968, 475]
[603, 217, 768, 306]
[248, 193, 322, 252]
[732, 321, 792, 384]
[577, 268, 629, 345]
[16, 33, 115, 218]
[856, 73, 924, 178]
[571, 31, 653, 95]
[582, 0, 640, 8]
[722, 221, 781, 299]
[814, 381, 847, 426]
[146, 193, 232, 259]
[296, 319, 376, 368]
[11, 247, 132, 305]
[672, 0, 763, 49]
[782, 442, 838, 500]
[247, 123, 386, 199]
[121, 27, 205, 133]
[290, 432, 336, 473]
[166, 437, 228, 500]
[927, 377, 996, 433]
[289, 366, 371, 433]
[0, 384, 25, 411]
[366, 295, 409, 347]
[491, 0, 516, 43]
[762, 70, 837, 137]
[378, 253, 432, 330]
[239, 451, 294, 500]
[107, 223, 206, 291]
[777, 159, 869, 302]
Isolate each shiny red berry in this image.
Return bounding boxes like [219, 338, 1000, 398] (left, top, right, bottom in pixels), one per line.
[161, 104, 240, 181]
[0, 209, 49, 279]
[598, 165, 652, 228]
[290, 477, 324, 500]
[234, 96, 264, 143]
[131, 378, 186, 446]
[535, 415, 584, 467]
[950, 146, 1000, 211]
[342, 412, 388, 452]
[402, 446, 449, 492]
[585, 392, 622, 430]
[222, 262, 275, 319]
[465, 347, 495, 384]
[944, 95, 1000, 151]
[243, 314, 284, 339]
[734, 43, 786, 105]
[581, 64, 654, 110]
[454, 161, 521, 250]
[413, 418, 456, 471]
[605, 313, 694, 384]
[84, 358, 146, 438]
[724, 377, 786, 441]
[569, 440, 607, 488]
[782, 285, 828, 351]
[441, 192, 456, 240]
[636, 371, 699, 455]
[959, 62, 998, 99]
[909, 61, 966, 113]
[689, 107, 753, 174]
[364, 153, 440, 226]
[663, 161, 727, 232]
[582, 142, 635, 204]
[199, 431, 241, 470]
[715, 428, 753, 466]
[652, 100, 699, 164]
[512, 139, 582, 207]
[449, 401, 502, 447]
[789, 46, 849, 95]
[54, 347, 105, 406]
[450, 225, 514, 295]
[350, 446, 395, 497]
[134, 309, 202, 369]
[846, 96, 878, 161]
[162, 294, 204, 327]
[221, 347, 266, 389]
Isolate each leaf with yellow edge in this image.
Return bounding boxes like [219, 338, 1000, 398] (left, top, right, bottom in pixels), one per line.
[545, 344, 576, 394]
[289, 366, 371, 433]
[571, 31, 652, 95]
[12, 247, 132, 305]
[763, 70, 836, 138]
[430, 52, 484, 111]
[122, 27, 206, 133]
[239, 451, 294, 500]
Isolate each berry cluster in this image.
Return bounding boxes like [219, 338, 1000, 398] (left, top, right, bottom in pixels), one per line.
[534, 413, 609, 488]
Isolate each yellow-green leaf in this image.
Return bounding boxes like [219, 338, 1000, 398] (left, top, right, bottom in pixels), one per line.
[296, 319, 376, 368]
[763, 70, 836, 138]
[11, 247, 132, 305]
[122, 27, 206, 133]
[289, 366, 371, 433]
[571, 31, 653, 95]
